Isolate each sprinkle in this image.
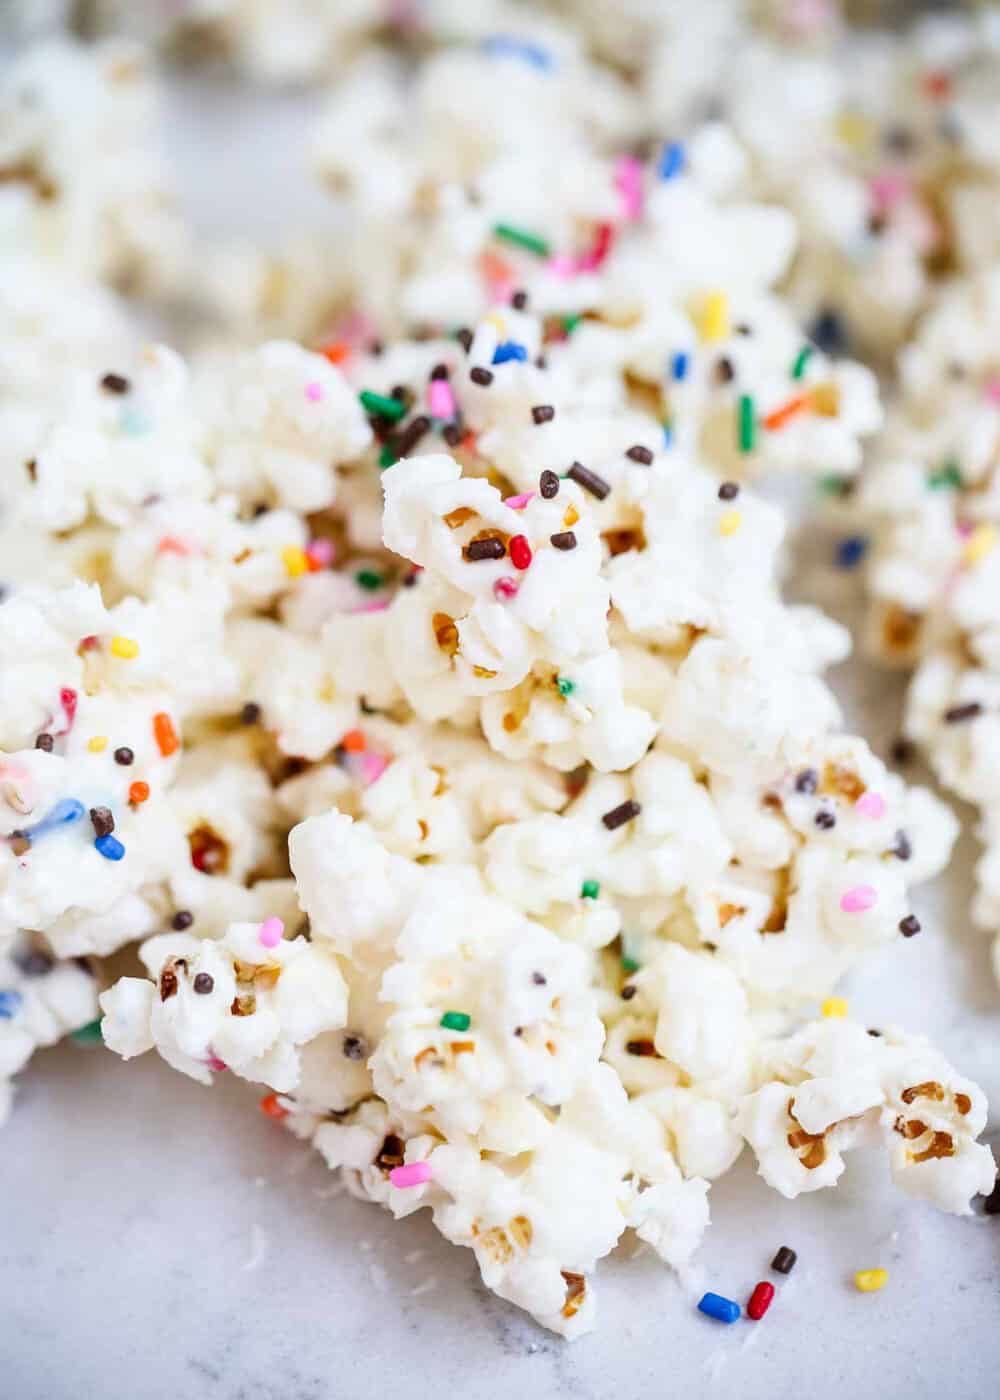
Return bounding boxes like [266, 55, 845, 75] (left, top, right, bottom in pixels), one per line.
[282, 545, 309, 577]
[565, 461, 609, 501]
[341, 729, 366, 753]
[70, 1018, 103, 1043]
[556, 677, 575, 696]
[119, 407, 150, 436]
[671, 350, 690, 381]
[550, 531, 577, 551]
[469, 367, 494, 387]
[172, 910, 193, 930]
[493, 577, 519, 602]
[819, 474, 852, 497]
[626, 445, 653, 465]
[59, 686, 78, 733]
[899, 914, 921, 937]
[510, 291, 528, 310]
[95, 833, 125, 861]
[614, 155, 644, 221]
[855, 790, 886, 821]
[699, 292, 730, 343]
[35, 733, 53, 752]
[306, 538, 335, 569]
[389, 1162, 433, 1189]
[626, 1039, 658, 1057]
[359, 390, 407, 422]
[962, 523, 996, 566]
[110, 635, 139, 660]
[763, 394, 809, 432]
[822, 997, 848, 1018]
[240, 702, 262, 726]
[191, 973, 213, 996]
[428, 377, 456, 420]
[577, 222, 615, 272]
[531, 405, 555, 425]
[379, 443, 399, 469]
[738, 395, 756, 452]
[840, 885, 877, 913]
[87, 736, 108, 753]
[581, 879, 600, 899]
[114, 746, 134, 765]
[361, 752, 389, 786]
[504, 491, 534, 510]
[0, 989, 23, 1019]
[697, 1293, 740, 1324]
[259, 1093, 288, 1121]
[892, 829, 912, 861]
[258, 916, 284, 949]
[304, 382, 323, 402]
[539, 470, 560, 500]
[791, 345, 814, 380]
[509, 535, 533, 570]
[561, 312, 584, 334]
[810, 308, 847, 356]
[928, 461, 962, 490]
[718, 510, 742, 537]
[355, 569, 384, 591]
[658, 141, 685, 180]
[100, 372, 130, 394]
[836, 535, 868, 569]
[206, 1055, 228, 1073]
[393, 414, 431, 459]
[602, 799, 641, 831]
[89, 806, 115, 839]
[319, 341, 350, 365]
[771, 1246, 797, 1274]
[480, 34, 552, 71]
[465, 537, 506, 564]
[492, 341, 529, 365]
[815, 810, 836, 830]
[718, 481, 739, 501]
[854, 1269, 888, 1294]
[796, 772, 818, 797]
[492, 223, 550, 257]
[746, 1282, 775, 1322]
[944, 701, 982, 723]
[440, 1011, 471, 1032]
[153, 712, 180, 758]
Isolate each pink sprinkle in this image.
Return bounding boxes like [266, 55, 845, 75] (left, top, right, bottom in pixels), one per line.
[206, 1055, 228, 1072]
[389, 1161, 432, 1189]
[360, 752, 389, 786]
[547, 254, 580, 279]
[985, 378, 1000, 405]
[355, 599, 390, 614]
[869, 171, 910, 214]
[305, 382, 323, 402]
[615, 155, 644, 222]
[79, 635, 100, 652]
[258, 916, 284, 948]
[503, 491, 535, 511]
[157, 535, 194, 557]
[493, 576, 519, 602]
[855, 792, 886, 820]
[428, 379, 456, 420]
[956, 521, 974, 538]
[840, 885, 877, 914]
[306, 538, 335, 567]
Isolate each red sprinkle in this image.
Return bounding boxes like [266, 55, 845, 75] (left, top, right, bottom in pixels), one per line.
[341, 729, 366, 753]
[78, 635, 100, 653]
[923, 70, 952, 100]
[493, 577, 519, 602]
[59, 687, 78, 733]
[153, 712, 180, 758]
[259, 1092, 289, 1121]
[509, 535, 533, 570]
[747, 1281, 775, 1321]
[579, 221, 615, 271]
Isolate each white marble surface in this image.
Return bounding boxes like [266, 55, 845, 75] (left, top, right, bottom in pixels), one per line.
[2, 67, 999, 1400]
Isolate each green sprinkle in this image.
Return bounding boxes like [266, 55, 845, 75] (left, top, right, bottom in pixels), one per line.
[71, 1018, 103, 1044]
[621, 955, 640, 974]
[581, 879, 600, 900]
[359, 390, 407, 422]
[927, 461, 962, 490]
[556, 676, 575, 696]
[379, 443, 398, 469]
[738, 394, 756, 453]
[439, 1010, 471, 1032]
[493, 222, 551, 257]
[355, 569, 384, 592]
[562, 313, 583, 335]
[819, 474, 851, 497]
[791, 345, 813, 380]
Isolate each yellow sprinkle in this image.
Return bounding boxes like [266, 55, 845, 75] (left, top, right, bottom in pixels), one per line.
[835, 111, 872, 150]
[822, 997, 849, 1019]
[87, 736, 108, 753]
[698, 291, 730, 343]
[962, 523, 997, 567]
[485, 312, 507, 334]
[718, 510, 742, 537]
[110, 635, 139, 659]
[854, 1269, 888, 1293]
[281, 546, 309, 578]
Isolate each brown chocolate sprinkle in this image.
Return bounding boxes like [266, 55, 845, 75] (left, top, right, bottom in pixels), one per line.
[89, 806, 114, 838]
[602, 799, 641, 831]
[34, 733, 53, 751]
[394, 414, 431, 458]
[539, 469, 560, 499]
[511, 290, 528, 310]
[626, 445, 653, 464]
[470, 367, 494, 386]
[240, 702, 261, 725]
[112, 745, 134, 766]
[567, 461, 610, 500]
[794, 768, 818, 794]
[172, 910, 193, 930]
[815, 810, 836, 830]
[899, 914, 921, 937]
[465, 536, 506, 562]
[159, 965, 178, 1002]
[430, 364, 449, 381]
[944, 701, 982, 723]
[892, 830, 912, 861]
[100, 372, 130, 395]
[456, 328, 473, 353]
[626, 1039, 658, 1057]
[531, 405, 555, 424]
[621, 984, 637, 1001]
[718, 481, 740, 501]
[193, 973, 214, 995]
[715, 356, 736, 384]
[771, 1246, 797, 1274]
[442, 423, 462, 447]
[550, 531, 577, 551]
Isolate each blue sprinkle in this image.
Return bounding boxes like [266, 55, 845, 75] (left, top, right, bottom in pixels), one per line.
[492, 341, 528, 365]
[698, 1292, 741, 1324]
[94, 833, 125, 861]
[119, 406, 151, 436]
[45, 798, 87, 828]
[658, 141, 685, 180]
[481, 35, 553, 71]
[671, 350, 690, 381]
[0, 989, 23, 1019]
[835, 535, 868, 569]
[662, 422, 673, 447]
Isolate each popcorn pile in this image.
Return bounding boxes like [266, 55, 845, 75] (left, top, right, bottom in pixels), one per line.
[2, 6, 998, 1343]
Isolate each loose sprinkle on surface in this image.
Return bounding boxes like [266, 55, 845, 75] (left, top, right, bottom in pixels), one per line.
[771, 1246, 797, 1274]
[746, 1282, 775, 1321]
[697, 1292, 740, 1324]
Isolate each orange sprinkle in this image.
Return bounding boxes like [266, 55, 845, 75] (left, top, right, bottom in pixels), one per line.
[156, 535, 192, 556]
[318, 341, 350, 365]
[128, 780, 150, 805]
[479, 250, 513, 285]
[763, 394, 810, 432]
[341, 729, 366, 753]
[259, 1093, 288, 1121]
[153, 712, 179, 758]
